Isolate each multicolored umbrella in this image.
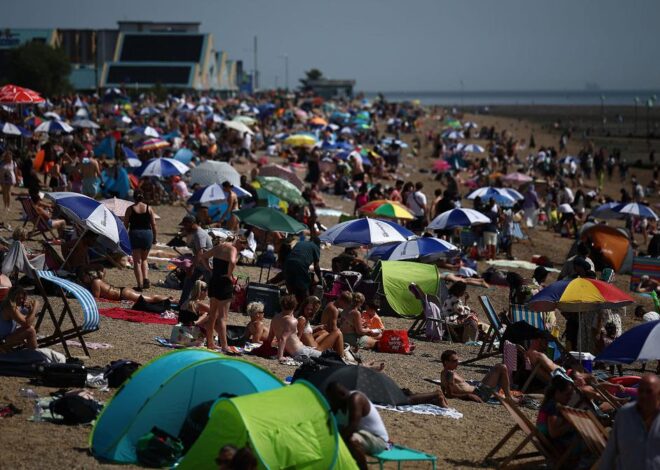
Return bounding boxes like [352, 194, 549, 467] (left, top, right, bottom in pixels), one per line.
[358, 200, 414, 220]
[0, 84, 45, 104]
[234, 207, 307, 234]
[129, 126, 160, 138]
[320, 217, 414, 247]
[255, 176, 306, 205]
[595, 320, 660, 364]
[136, 138, 170, 152]
[258, 164, 305, 190]
[528, 277, 634, 313]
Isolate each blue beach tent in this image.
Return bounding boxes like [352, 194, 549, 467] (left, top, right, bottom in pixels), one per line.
[89, 350, 282, 464]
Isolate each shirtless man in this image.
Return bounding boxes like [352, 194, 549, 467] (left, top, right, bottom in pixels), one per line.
[338, 293, 380, 350]
[440, 349, 516, 403]
[30, 189, 66, 237]
[79, 151, 101, 198]
[220, 181, 239, 231]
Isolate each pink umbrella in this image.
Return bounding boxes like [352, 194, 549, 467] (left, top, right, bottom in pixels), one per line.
[101, 198, 161, 219]
[433, 160, 451, 172]
[502, 172, 533, 184]
[259, 164, 305, 190]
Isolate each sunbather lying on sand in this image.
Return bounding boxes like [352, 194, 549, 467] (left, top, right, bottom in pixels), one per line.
[78, 266, 173, 304]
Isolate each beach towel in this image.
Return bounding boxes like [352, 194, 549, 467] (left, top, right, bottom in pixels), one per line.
[374, 404, 463, 420]
[99, 308, 178, 325]
[486, 259, 560, 272]
[66, 340, 113, 350]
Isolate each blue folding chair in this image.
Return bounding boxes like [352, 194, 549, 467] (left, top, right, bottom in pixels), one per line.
[33, 270, 100, 357]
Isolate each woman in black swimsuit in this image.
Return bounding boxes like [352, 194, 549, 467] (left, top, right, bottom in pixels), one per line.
[201, 236, 247, 351]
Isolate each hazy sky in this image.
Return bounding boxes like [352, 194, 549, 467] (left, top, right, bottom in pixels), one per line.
[4, 0, 660, 92]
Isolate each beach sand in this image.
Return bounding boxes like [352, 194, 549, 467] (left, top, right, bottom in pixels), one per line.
[0, 106, 656, 469]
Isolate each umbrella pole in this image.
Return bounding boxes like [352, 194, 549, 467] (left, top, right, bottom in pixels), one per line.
[61, 228, 86, 271]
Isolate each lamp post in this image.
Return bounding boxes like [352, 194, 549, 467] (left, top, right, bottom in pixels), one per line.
[600, 94, 606, 132]
[279, 54, 289, 91]
[634, 97, 640, 135]
[647, 97, 655, 137]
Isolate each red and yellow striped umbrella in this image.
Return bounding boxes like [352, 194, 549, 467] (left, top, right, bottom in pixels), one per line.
[529, 277, 634, 312]
[359, 200, 414, 220]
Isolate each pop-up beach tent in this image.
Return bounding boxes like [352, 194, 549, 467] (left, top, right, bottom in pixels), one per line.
[178, 381, 358, 469]
[90, 350, 282, 464]
[376, 260, 440, 318]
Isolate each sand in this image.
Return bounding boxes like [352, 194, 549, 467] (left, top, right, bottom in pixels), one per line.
[0, 107, 656, 470]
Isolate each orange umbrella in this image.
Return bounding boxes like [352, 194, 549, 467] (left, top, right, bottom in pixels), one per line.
[309, 116, 328, 127]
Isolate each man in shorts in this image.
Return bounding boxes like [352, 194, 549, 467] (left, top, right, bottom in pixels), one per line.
[440, 349, 516, 403]
[327, 382, 389, 470]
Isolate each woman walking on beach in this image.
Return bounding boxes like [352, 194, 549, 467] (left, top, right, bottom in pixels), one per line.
[125, 190, 157, 290]
[1, 150, 17, 212]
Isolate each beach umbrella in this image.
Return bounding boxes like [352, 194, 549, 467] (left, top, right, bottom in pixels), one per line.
[590, 202, 624, 220]
[232, 186, 252, 198]
[177, 102, 195, 111]
[232, 115, 257, 125]
[103, 88, 125, 102]
[72, 119, 100, 129]
[459, 144, 485, 153]
[428, 208, 491, 230]
[43, 111, 62, 121]
[381, 138, 409, 148]
[34, 120, 74, 134]
[139, 107, 160, 116]
[502, 172, 533, 184]
[0, 84, 45, 104]
[233, 207, 307, 234]
[174, 148, 194, 165]
[441, 130, 464, 140]
[187, 183, 227, 205]
[339, 126, 353, 135]
[45, 192, 130, 254]
[433, 159, 452, 172]
[135, 138, 170, 152]
[358, 199, 415, 220]
[463, 121, 478, 129]
[0, 122, 31, 137]
[445, 119, 462, 129]
[255, 176, 306, 206]
[223, 120, 254, 135]
[303, 365, 408, 406]
[368, 237, 459, 262]
[190, 160, 241, 187]
[129, 126, 160, 138]
[309, 116, 328, 127]
[284, 134, 317, 147]
[74, 107, 89, 119]
[73, 96, 86, 108]
[320, 217, 414, 247]
[528, 278, 634, 313]
[212, 113, 224, 123]
[595, 320, 660, 364]
[101, 197, 160, 219]
[258, 164, 305, 190]
[121, 146, 142, 168]
[138, 157, 189, 178]
[195, 104, 213, 114]
[612, 202, 658, 221]
[467, 186, 520, 206]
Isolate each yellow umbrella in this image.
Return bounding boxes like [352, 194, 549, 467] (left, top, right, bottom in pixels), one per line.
[284, 134, 317, 147]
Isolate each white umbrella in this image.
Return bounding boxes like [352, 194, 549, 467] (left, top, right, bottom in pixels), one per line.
[463, 121, 478, 129]
[223, 120, 254, 135]
[43, 111, 62, 120]
[460, 144, 485, 153]
[139, 158, 190, 178]
[428, 208, 491, 230]
[232, 115, 257, 125]
[72, 119, 100, 129]
[34, 120, 74, 134]
[319, 217, 414, 247]
[190, 160, 241, 187]
[101, 198, 160, 219]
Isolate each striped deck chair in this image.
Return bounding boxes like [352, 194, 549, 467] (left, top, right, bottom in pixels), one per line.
[630, 256, 660, 292]
[558, 405, 608, 468]
[461, 295, 504, 365]
[33, 270, 100, 358]
[368, 445, 437, 469]
[510, 304, 546, 330]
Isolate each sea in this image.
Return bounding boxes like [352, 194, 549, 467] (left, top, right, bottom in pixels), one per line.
[362, 90, 660, 107]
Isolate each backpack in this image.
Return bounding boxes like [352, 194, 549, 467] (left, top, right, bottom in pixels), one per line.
[104, 360, 141, 388]
[49, 395, 102, 424]
[136, 427, 184, 468]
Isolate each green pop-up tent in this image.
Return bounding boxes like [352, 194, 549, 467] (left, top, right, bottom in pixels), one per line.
[178, 381, 358, 469]
[378, 260, 440, 318]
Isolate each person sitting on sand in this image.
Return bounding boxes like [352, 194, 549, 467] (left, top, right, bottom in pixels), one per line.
[440, 349, 517, 403]
[244, 301, 269, 343]
[178, 280, 210, 327]
[0, 286, 38, 352]
[339, 293, 380, 350]
[361, 300, 384, 336]
[266, 295, 341, 362]
[316, 291, 352, 338]
[440, 281, 480, 342]
[327, 381, 389, 470]
[297, 295, 345, 358]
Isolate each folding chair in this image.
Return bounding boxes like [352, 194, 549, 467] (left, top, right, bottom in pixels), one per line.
[32, 270, 100, 358]
[368, 445, 437, 470]
[461, 295, 504, 365]
[484, 396, 574, 469]
[558, 405, 608, 469]
[18, 195, 57, 241]
[629, 255, 660, 292]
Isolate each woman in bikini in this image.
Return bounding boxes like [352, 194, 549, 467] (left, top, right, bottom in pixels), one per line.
[297, 295, 345, 358]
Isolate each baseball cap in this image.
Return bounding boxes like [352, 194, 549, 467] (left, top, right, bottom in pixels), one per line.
[179, 215, 196, 226]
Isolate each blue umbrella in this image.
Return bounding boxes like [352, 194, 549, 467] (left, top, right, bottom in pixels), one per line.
[187, 183, 227, 205]
[34, 120, 73, 134]
[381, 138, 409, 149]
[45, 192, 130, 254]
[591, 202, 625, 220]
[595, 320, 660, 364]
[174, 148, 194, 165]
[128, 126, 159, 138]
[428, 208, 491, 230]
[320, 217, 414, 247]
[613, 202, 658, 221]
[467, 187, 522, 206]
[138, 158, 189, 178]
[139, 107, 160, 116]
[0, 122, 31, 137]
[121, 146, 142, 168]
[368, 237, 458, 261]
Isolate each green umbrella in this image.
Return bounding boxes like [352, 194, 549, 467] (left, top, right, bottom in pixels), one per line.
[256, 176, 307, 206]
[234, 207, 307, 233]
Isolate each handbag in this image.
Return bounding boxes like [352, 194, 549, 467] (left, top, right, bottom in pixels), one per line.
[230, 275, 249, 313]
[377, 330, 413, 354]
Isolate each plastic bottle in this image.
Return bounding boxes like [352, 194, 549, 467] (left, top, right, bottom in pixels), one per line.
[19, 388, 38, 399]
[33, 401, 43, 422]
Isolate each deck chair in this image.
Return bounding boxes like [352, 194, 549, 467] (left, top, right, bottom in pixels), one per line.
[461, 295, 504, 365]
[558, 405, 608, 469]
[630, 256, 660, 292]
[18, 196, 57, 241]
[41, 241, 65, 271]
[484, 396, 574, 469]
[32, 270, 100, 358]
[407, 283, 458, 342]
[368, 445, 437, 469]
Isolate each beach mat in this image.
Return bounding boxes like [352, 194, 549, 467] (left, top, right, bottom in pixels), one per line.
[99, 308, 177, 325]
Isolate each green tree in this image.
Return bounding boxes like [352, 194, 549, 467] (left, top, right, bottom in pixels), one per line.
[300, 68, 324, 87]
[7, 41, 72, 96]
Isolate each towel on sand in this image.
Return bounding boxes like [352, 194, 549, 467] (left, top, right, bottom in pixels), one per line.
[100, 308, 177, 325]
[375, 404, 463, 419]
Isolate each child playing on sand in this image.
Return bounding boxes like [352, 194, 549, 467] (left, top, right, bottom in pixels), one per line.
[440, 349, 516, 403]
[361, 300, 384, 336]
[245, 301, 269, 343]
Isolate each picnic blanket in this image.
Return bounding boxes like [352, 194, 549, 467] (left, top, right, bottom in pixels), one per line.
[486, 259, 560, 272]
[375, 404, 463, 419]
[100, 308, 177, 325]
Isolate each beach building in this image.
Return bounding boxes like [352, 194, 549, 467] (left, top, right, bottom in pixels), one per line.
[301, 78, 355, 99]
[0, 22, 238, 93]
